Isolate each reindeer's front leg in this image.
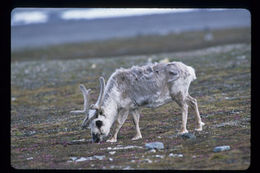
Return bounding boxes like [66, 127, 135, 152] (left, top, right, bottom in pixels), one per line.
[179, 102, 189, 134]
[107, 109, 129, 143]
[131, 109, 142, 140]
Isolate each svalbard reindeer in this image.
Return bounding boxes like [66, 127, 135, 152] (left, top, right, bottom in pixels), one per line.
[71, 61, 205, 143]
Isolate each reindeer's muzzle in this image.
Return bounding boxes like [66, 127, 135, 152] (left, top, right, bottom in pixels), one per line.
[92, 133, 101, 143]
[81, 124, 87, 129]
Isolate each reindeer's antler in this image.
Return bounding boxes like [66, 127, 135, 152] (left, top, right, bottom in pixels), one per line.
[93, 77, 105, 110]
[70, 84, 91, 114]
[71, 77, 106, 129]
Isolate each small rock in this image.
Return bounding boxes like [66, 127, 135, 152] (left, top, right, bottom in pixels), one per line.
[11, 97, 17, 102]
[91, 64, 96, 69]
[109, 151, 116, 155]
[71, 139, 86, 143]
[27, 131, 36, 136]
[108, 145, 142, 150]
[70, 157, 77, 161]
[169, 153, 183, 158]
[109, 158, 113, 161]
[71, 155, 106, 162]
[123, 166, 132, 170]
[213, 145, 231, 152]
[237, 55, 246, 60]
[26, 157, 33, 160]
[94, 155, 105, 160]
[216, 121, 238, 128]
[76, 157, 88, 162]
[148, 149, 156, 153]
[145, 142, 164, 150]
[179, 133, 196, 140]
[169, 153, 174, 157]
[144, 159, 153, 163]
[155, 155, 164, 159]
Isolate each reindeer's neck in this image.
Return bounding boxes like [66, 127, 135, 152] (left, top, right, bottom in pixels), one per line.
[102, 84, 120, 127]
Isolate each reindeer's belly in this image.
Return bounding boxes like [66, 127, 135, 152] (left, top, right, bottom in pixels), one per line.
[132, 89, 172, 108]
[144, 96, 173, 108]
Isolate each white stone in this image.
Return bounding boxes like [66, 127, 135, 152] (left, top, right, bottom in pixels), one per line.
[169, 153, 183, 158]
[70, 157, 77, 161]
[109, 151, 116, 155]
[155, 155, 164, 159]
[91, 64, 96, 69]
[72, 139, 85, 143]
[94, 155, 105, 160]
[144, 159, 153, 163]
[26, 157, 33, 160]
[123, 166, 132, 170]
[148, 149, 156, 153]
[107, 145, 142, 150]
[76, 157, 88, 162]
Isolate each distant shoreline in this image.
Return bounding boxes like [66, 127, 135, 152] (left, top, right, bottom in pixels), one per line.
[11, 9, 250, 51]
[11, 27, 250, 62]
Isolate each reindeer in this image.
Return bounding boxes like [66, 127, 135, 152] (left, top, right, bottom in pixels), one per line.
[71, 61, 205, 143]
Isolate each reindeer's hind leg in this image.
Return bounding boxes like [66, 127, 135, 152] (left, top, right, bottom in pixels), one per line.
[131, 109, 142, 141]
[186, 95, 205, 131]
[107, 109, 129, 143]
[173, 93, 189, 134]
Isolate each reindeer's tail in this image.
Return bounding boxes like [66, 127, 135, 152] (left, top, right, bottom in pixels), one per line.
[187, 66, 197, 81]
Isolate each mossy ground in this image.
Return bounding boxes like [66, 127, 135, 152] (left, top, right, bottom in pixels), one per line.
[11, 29, 250, 170]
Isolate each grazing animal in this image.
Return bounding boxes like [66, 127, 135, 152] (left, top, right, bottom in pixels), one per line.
[71, 61, 205, 143]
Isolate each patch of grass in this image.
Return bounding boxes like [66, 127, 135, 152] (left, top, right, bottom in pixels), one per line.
[210, 154, 228, 160]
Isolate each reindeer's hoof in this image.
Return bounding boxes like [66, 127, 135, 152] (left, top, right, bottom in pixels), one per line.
[106, 138, 117, 143]
[195, 127, 202, 131]
[178, 129, 189, 135]
[131, 135, 142, 141]
[195, 122, 205, 131]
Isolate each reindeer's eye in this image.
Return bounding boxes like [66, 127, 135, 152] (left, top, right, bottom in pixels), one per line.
[96, 120, 103, 128]
[169, 70, 177, 75]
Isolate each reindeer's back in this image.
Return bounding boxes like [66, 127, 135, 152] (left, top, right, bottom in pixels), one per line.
[113, 62, 196, 107]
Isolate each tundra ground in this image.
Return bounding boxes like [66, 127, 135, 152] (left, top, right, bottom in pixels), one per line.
[11, 29, 250, 170]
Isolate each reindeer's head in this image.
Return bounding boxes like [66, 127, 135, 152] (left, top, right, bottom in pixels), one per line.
[71, 77, 110, 143]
